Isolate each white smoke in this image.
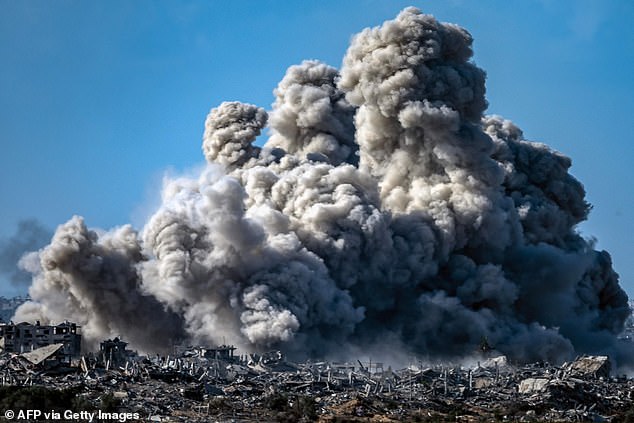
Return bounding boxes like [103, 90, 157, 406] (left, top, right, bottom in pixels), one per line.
[15, 7, 630, 364]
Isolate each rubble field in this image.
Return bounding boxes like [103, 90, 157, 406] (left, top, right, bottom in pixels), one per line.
[1, 347, 633, 422]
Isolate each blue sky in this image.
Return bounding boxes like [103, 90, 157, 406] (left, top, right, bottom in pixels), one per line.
[0, 0, 632, 297]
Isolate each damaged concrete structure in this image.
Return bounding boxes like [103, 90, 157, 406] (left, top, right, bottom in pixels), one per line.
[100, 338, 134, 369]
[0, 321, 81, 363]
[19, 343, 66, 367]
[563, 355, 611, 379]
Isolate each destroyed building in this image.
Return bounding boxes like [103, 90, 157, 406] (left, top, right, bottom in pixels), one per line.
[100, 337, 135, 368]
[0, 321, 81, 364]
[203, 345, 237, 361]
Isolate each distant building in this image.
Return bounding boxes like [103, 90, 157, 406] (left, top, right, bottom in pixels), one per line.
[0, 321, 81, 363]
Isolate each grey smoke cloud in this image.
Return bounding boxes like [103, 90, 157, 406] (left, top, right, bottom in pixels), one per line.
[202, 101, 267, 169]
[15, 216, 185, 352]
[15, 7, 630, 365]
[267, 60, 358, 166]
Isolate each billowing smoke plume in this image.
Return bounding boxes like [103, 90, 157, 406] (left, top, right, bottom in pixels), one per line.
[15, 216, 185, 352]
[15, 7, 630, 364]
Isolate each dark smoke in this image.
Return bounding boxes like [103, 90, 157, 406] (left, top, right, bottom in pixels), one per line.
[0, 219, 51, 290]
[15, 7, 631, 365]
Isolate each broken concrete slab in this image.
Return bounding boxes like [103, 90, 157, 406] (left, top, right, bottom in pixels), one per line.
[20, 343, 65, 365]
[518, 377, 550, 394]
[564, 355, 611, 379]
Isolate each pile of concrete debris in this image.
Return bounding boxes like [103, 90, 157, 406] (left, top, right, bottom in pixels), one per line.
[0, 343, 633, 422]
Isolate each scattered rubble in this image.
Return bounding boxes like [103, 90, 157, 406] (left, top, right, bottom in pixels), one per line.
[0, 344, 633, 422]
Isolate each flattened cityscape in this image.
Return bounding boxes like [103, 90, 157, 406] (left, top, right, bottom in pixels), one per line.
[2, 7, 633, 422]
